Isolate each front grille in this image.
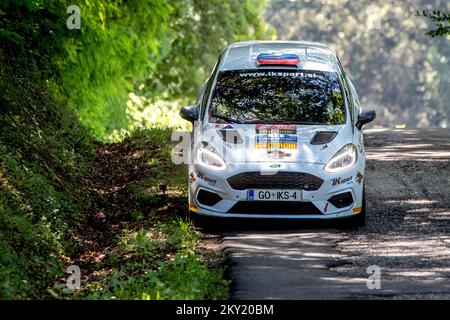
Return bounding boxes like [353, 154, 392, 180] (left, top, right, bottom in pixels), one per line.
[197, 189, 222, 206]
[328, 192, 353, 208]
[227, 172, 324, 191]
[227, 201, 322, 215]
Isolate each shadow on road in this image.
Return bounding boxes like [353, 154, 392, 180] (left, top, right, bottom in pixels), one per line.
[218, 129, 450, 299]
[192, 215, 355, 233]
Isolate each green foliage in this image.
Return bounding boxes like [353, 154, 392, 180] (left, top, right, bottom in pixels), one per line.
[1, 0, 272, 138]
[0, 53, 93, 299]
[417, 10, 450, 37]
[57, 0, 172, 138]
[266, 0, 450, 128]
[114, 0, 275, 138]
[79, 218, 228, 300]
[126, 128, 175, 205]
[141, 0, 275, 102]
[0, 0, 269, 299]
[0, 1, 69, 78]
[0, 0, 92, 297]
[0, 0, 172, 138]
[73, 130, 227, 300]
[109, 98, 190, 142]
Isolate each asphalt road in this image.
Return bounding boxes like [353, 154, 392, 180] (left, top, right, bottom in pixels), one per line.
[222, 129, 450, 299]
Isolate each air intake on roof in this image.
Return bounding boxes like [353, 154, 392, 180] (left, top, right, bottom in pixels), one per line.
[310, 131, 338, 145]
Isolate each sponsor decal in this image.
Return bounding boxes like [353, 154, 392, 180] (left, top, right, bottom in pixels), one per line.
[255, 142, 297, 149]
[356, 172, 364, 184]
[240, 71, 318, 79]
[358, 134, 364, 153]
[358, 144, 363, 153]
[189, 172, 196, 184]
[255, 124, 297, 134]
[196, 170, 217, 186]
[331, 176, 353, 186]
[212, 123, 234, 130]
[256, 134, 297, 143]
[255, 133, 297, 149]
[266, 150, 292, 159]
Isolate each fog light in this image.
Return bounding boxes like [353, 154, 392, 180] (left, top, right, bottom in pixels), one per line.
[328, 192, 354, 208]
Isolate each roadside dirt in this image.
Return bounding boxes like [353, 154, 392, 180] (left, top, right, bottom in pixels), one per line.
[68, 138, 169, 277]
[69, 137, 223, 282]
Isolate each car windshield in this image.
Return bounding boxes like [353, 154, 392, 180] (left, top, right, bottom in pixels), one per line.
[208, 69, 346, 125]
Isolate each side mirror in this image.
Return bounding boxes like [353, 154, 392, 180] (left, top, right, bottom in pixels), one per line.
[356, 109, 376, 130]
[180, 105, 199, 123]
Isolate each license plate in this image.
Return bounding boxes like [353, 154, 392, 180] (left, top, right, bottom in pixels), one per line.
[248, 189, 302, 201]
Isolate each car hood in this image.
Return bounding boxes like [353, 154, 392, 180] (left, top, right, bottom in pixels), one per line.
[200, 123, 352, 165]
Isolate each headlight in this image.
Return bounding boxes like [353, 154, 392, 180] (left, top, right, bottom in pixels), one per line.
[324, 144, 357, 173]
[196, 141, 227, 170]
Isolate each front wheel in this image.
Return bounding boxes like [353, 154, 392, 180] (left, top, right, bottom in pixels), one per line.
[192, 212, 222, 231]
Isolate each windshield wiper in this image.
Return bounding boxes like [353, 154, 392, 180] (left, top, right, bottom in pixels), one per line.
[209, 113, 243, 124]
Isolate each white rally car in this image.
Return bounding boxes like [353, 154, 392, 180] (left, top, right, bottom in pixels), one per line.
[180, 41, 375, 226]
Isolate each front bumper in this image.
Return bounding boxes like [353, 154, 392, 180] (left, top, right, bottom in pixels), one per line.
[188, 162, 364, 219]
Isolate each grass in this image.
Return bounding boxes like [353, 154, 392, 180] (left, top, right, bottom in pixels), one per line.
[0, 53, 93, 299]
[1, 46, 228, 299]
[45, 128, 229, 300]
[80, 218, 227, 300]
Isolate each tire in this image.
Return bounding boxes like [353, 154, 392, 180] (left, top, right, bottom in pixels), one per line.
[192, 213, 220, 231]
[341, 184, 366, 228]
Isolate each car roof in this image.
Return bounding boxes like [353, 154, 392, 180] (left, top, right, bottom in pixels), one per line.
[219, 40, 339, 73]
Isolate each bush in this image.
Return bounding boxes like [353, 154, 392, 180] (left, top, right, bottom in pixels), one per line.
[82, 218, 229, 300]
[0, 51, 92, 299]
